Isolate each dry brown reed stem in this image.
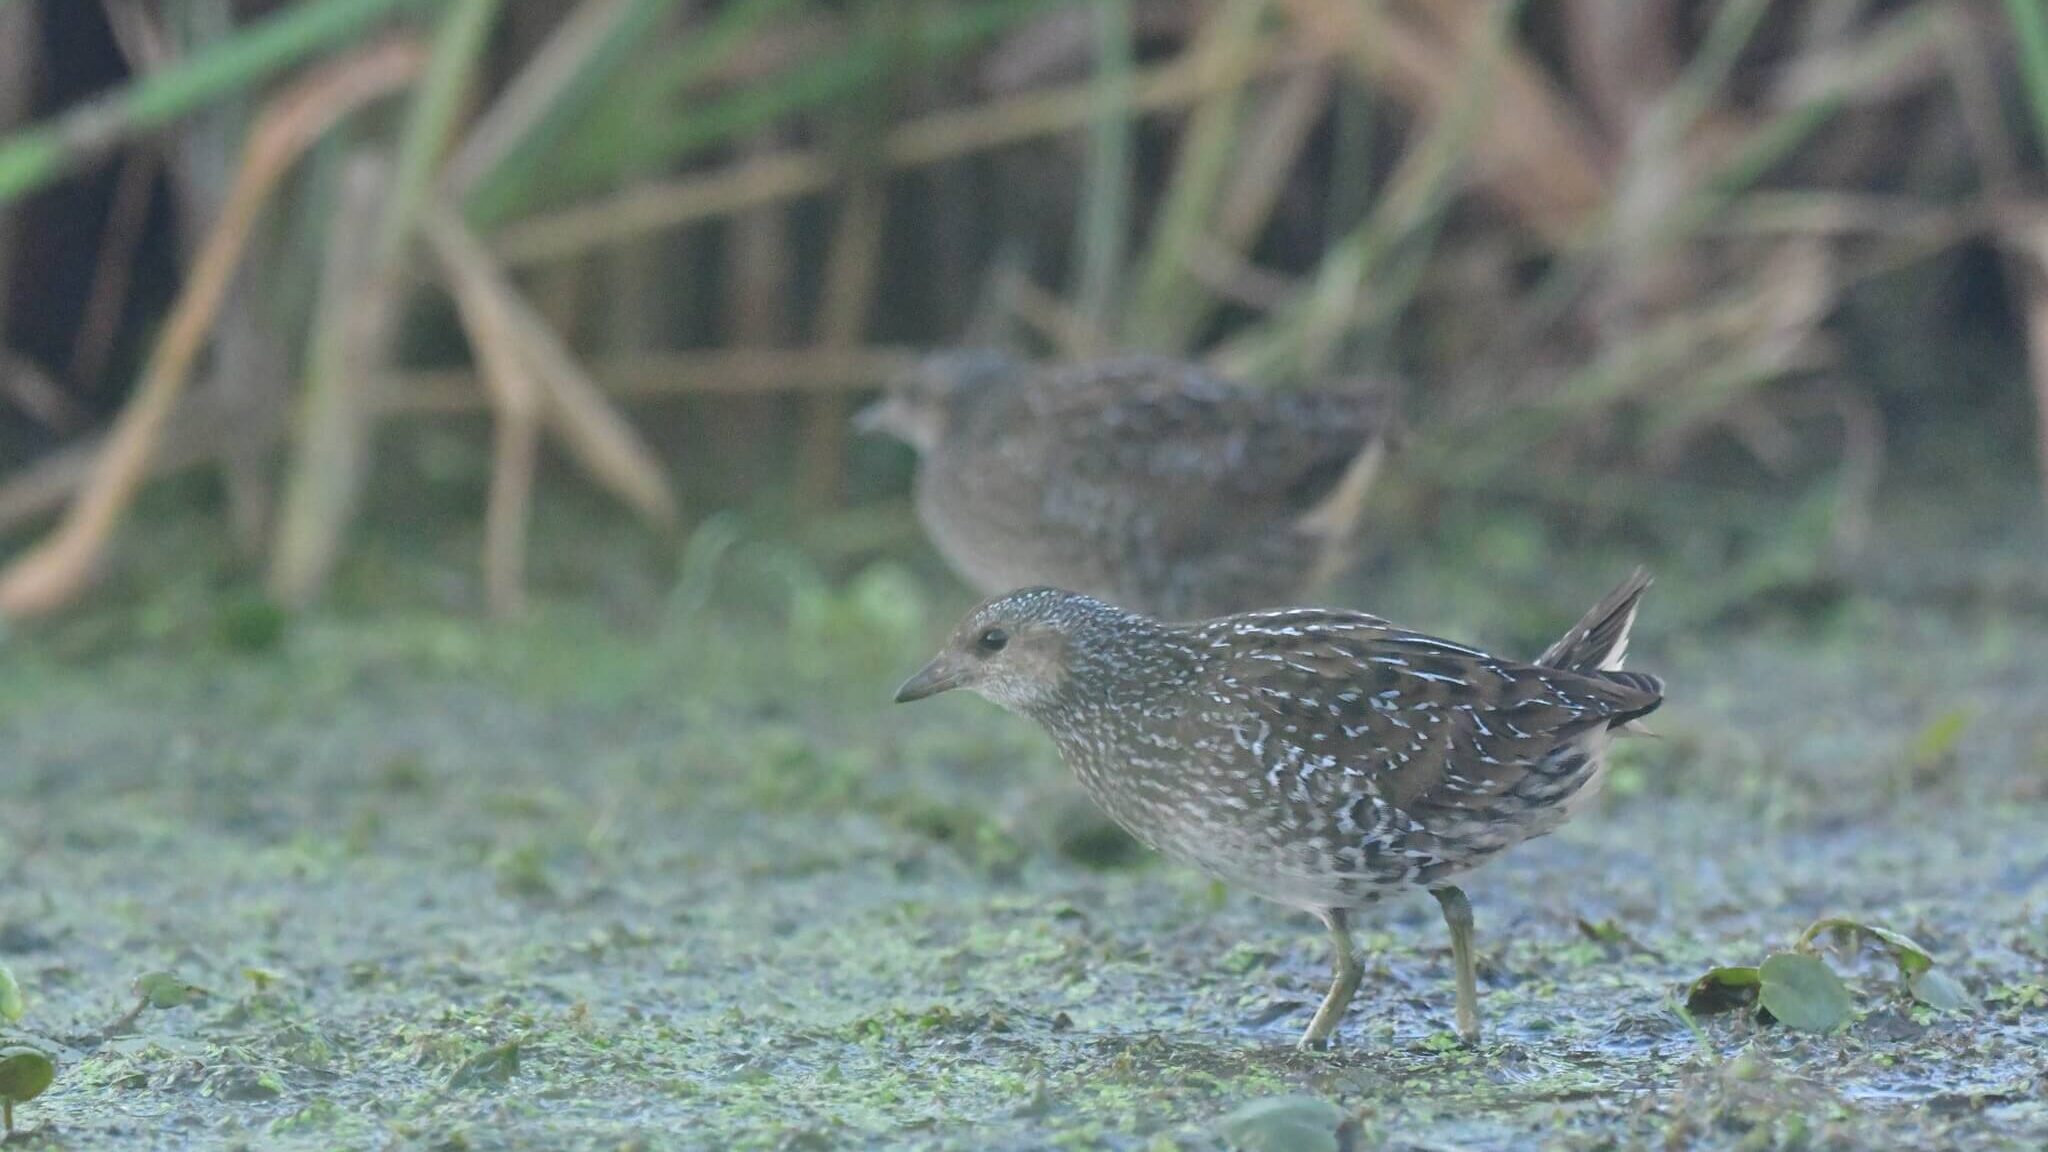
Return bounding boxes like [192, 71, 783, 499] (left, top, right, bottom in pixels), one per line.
[501, 150, 825, 265]
[998, 267, 1104, 361]
[1181, 238, 1300, 312]
[2009, 212, 2048, 510]
[421, 201, 546, 616]
[268, 151, 398, 609]
[2024, 287, 2048, 511]
[797, 182, 883, 507]
[0, 347, 916, 538]
[423, 203, 682, 542]
[1557, 0, 1682, 136]
[101, 0, 290, 560]
[494, 36, 1334, 266]
[0, 399, 240, 532]
[387, 347, 922, 409]
[1933, 7, 2021, 196]
[441, 0, 641, 200]
[68, 146, 162, 396]
[714, 132, 797, 497]
[1281, 0, 1607, 238]
[0, 38, 428, 621]
[726, 137, 797, 348]
[979, 2, 1203, 94]
[1163, 63, 1335, 350]
[1127, 0, 1315, 353]
[799, 131, 887, 509]
[1213, 66, 1330, 252]
[695, 14, 842, 91]
[490, 269, 684, 541]
[0, 353, 83, 434]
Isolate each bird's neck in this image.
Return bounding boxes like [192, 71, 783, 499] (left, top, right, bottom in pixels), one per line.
[1027, 617, 1201, 736]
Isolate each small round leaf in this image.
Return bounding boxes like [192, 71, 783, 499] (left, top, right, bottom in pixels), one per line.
[1217, 1095, 1348, 1152]
[1759, 952, 1853, 1033]
[134, 971, 208, 1010]
[1908, 968, 1974, 1012]
[1685, 966, 1761, 1016]
[0, 1048, 55, 1104]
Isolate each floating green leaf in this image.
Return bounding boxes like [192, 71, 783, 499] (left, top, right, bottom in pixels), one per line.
[1685, 965, 1761, 1015]
[1758, 952, 1853, 1033]
[0, 1047, 55, 1133]
[1908, 968, 1974, 1012]
[1216, 1095, 1349, 1152]
[134, 971, 210, 1010]
[0, 963, 22, 1023]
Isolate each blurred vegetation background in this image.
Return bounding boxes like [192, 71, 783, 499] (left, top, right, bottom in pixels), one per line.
[0, 0, 2043, 623]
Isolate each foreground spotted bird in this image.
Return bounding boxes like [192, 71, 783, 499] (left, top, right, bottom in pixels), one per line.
[856, 352, 1396, 618]
[894, 572, 1663, 1048]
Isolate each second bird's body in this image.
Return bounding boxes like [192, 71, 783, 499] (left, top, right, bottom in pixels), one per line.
[859, 353, 1396, 618]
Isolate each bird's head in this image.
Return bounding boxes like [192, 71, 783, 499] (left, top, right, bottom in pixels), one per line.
[894, 587, 1125, 714]
[853, 349, 1020, 452]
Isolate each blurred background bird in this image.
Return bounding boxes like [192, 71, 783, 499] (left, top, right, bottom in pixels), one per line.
[857, 351, 1400, 618]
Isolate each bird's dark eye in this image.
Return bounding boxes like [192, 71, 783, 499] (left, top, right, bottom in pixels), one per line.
[976, 627, 1009, 653]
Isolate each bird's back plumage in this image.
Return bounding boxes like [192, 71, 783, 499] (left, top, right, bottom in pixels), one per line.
[1012, 577, 1662, 911]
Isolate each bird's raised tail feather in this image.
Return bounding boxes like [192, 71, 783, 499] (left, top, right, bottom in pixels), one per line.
[1538, 568, 1652, 674]
[1540, 569, 1663, 730]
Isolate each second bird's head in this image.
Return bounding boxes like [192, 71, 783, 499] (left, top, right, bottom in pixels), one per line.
[852, 348, 1021, 452]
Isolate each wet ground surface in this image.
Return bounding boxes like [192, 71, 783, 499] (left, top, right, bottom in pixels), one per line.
[0, 480, 2044, 1150]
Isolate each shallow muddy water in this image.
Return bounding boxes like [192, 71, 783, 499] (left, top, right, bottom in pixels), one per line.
[0, 482, 2043, 1150]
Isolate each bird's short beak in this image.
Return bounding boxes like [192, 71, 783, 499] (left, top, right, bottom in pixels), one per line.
[894, 655, 965, 703]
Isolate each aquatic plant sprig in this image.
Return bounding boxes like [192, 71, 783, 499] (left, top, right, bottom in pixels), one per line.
[1685, 916, 1975, 1033]
[0, 1047, 54, 1136]
[0, 962, 56, 1135]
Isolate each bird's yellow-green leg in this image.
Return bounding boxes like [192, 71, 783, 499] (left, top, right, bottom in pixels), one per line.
[1432, 886, 1481, 1043]
[1298, 908, 1363, 1050]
